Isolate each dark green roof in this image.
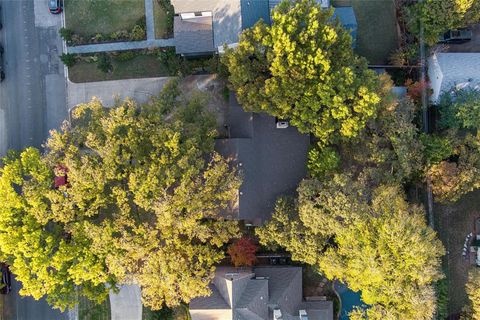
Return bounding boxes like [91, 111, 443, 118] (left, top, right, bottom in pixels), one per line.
[241, 0, 270, 30]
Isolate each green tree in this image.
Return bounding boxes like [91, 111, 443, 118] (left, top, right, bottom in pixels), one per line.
[222, 0, 380, 145]
[428, 133, 480, 203]
[0, 83, 241, 310]
[439, 89, 480, 132]
[407, 0, 480, 45]
[341, 93, 425, 186]
[257, 176, 444, 319]
[307, 146, 339, 178]
[464, 268, 480, 320]
[0, 148, 114, 310]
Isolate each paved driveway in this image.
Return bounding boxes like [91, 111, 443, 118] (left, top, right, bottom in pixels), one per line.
[109, 285, 142, 320]
[67, 77, 172, 109]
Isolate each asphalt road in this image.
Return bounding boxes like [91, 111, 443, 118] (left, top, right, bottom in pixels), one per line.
[0, 0, 68, 319]
[0, 0, 67, 155]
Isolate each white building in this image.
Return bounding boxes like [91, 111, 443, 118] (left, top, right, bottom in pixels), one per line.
[428, 53, 480, 103]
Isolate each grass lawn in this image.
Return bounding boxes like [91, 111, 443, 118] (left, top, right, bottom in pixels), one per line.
[435, 190, 480, 316]
[69, 55, 171, 83]
[78, 296, 111, 320]
[153, 0, 173, 39]
[64, 0, 145, 38]
[333, 0, 399, 64]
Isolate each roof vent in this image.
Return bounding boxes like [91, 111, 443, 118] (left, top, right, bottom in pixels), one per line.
[225, 272, 239, 280]
[273, 309, 282, 320]
[299, 310, 308, 320]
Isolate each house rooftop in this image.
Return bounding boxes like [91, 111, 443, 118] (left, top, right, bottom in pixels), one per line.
[215, 95, 309, 225]
[174, 16, 215, 55]
[428, 52, 480, 102]
[189, 266, 333, 320]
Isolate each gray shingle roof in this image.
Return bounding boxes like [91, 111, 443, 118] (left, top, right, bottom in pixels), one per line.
[174, 16, 215, 55]
[215, 95, 309, 225]
[189, 283, 231, 310]
[428, 53, 480, 102]
[190, 267, 333, 320]
[253, 267, 303, 316]
[299, 301, 334, 320]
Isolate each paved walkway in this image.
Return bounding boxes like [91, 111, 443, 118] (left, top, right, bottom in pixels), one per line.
[67, 38, 175, 54]
[67, 77, 172, 109]
[145, 0, 155, 40]
[110, 285, 142, 320]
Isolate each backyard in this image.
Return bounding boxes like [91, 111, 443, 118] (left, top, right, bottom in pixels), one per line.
[435, 189, 480, 317]
[333, 0, 399, 64]
[64, 0, 146, 39]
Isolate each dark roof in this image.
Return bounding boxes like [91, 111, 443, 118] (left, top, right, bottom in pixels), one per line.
[189, 284, 231, 310]
[254, 267, 303, 316]
[174, 16, 215, 54]
[215, 95, 309, 225]
[241, 0, 270, 29]
[299, 301, 334, 320]
[190, 267, 333, 320]
[332, 7, 358, 47]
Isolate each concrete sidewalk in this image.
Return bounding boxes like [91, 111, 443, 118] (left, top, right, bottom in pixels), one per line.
[67, 38, 175, 54]
[145, 0, 155, 40]
[110, 285, 142, 320]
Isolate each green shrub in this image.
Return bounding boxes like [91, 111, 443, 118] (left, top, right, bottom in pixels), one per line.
[158, 48, 186, 75]
[439, 89, 480, 131]
[97, 54, 113, 73]
[307, 146, 340, 178]
[114, 51, 138, 62]
[420, 133, 454, 165]
[130, 25, 146, 41]
[59, 53, 77, 67]
[435, 277, 448, 320]
[59, 28, 73, 42]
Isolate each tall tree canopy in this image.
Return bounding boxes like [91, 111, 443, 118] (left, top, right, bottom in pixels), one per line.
[0, 82, 240, 310]
[407, 0, 480, 45]
[463, 268, 480, 320]
[257, 175, 444, 319]
[222, 0, 380, 145]
[426, 89, 480, 203]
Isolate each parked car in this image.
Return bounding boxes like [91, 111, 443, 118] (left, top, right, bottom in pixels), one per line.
[0, 264, 11, 294]
[275, 117, 289, 129]
[48, 0, 62, 14]
[439, 29, 473, 44]
[0, 44, 4, 82]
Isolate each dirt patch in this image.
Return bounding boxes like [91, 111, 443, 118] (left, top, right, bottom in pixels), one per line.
[435, 190, 480, 316]
[178, 75, 230, 133]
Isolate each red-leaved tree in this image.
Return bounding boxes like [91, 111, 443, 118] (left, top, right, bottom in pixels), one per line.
[227, 236, 258, 267]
